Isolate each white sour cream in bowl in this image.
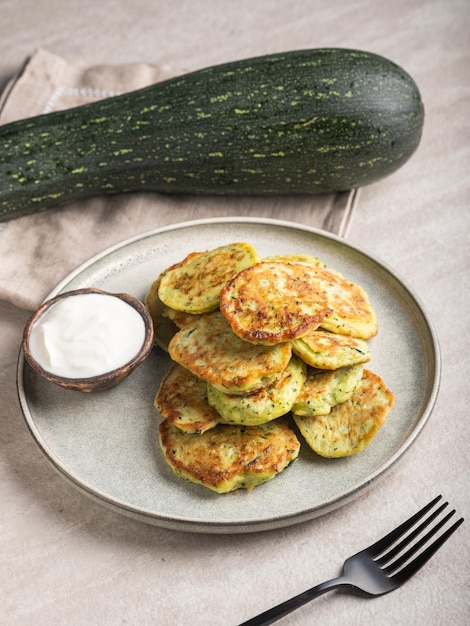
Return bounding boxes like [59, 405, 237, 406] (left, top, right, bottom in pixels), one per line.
[22, 288, 154, 391]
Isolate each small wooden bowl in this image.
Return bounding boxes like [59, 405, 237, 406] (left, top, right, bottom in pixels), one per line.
[22, 288, 154, 392]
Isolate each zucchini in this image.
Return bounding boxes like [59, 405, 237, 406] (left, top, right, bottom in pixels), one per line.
[0, 48, 423, 221]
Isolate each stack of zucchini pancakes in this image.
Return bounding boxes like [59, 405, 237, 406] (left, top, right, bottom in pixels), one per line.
[145, 243, 394, 494]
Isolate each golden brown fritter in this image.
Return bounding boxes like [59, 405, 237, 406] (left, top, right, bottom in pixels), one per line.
[168, 311, 292, 394]
[292, 329, 371, 370]
[220, 261, 333, 345]
[144, 274, 178, 351]
[159, 418, 300, 493]
[162, 306, 203, 329]
[293, 369, 394, 457]
[292, 364, 364, 417]
[262, 253, 325, 267]
[156, 363, 220, 434]
[309, 267, 378, 339]
[158, 242, 259, 314]
[207, 357, 307, 426]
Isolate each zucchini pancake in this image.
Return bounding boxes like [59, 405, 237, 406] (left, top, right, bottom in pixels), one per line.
[156, 364, 220, 434]
[146, 242, 394, 494]
[159, 419, 300, 494]
[207, 357, 307, 426]
[293, 370, 394, 458]
[158, 242, 259, 314]
[292, 329, 371, 370]
[291, 364, 364, 418]
[168, 311, 292, 394]
[220, 260, 333, 345]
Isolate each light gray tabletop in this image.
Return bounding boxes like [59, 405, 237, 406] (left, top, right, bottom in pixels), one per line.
[1, 1, 469, 625]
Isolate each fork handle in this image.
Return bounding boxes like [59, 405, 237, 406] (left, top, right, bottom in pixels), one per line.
[239, 576, 350, 626]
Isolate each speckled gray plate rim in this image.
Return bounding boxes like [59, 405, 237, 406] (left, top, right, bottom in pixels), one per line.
[17, 217, 441, 534]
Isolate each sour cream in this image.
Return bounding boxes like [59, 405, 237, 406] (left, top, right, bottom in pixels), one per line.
[28, 292, 147, 379]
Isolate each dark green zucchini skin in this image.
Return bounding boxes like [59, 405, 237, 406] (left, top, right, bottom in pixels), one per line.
[0, 48, 424, 221]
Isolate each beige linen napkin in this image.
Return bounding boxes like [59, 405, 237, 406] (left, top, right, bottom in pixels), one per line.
[0, 49, 358, 311]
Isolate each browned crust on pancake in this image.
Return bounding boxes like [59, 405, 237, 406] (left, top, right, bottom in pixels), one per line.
[156, 363, 220, 434]
[220, 261, 333, 345]
[158, 243, 258, 314]
[168, 311, 292, 394]
[158, 418, 300, 493]
[293, 369, 394, 457]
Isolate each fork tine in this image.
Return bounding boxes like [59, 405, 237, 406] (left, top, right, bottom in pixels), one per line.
[366, 495, 443, 558]
[382, 507, 456, 573]
[392, 515, 464, 584]
[376, 501, 449, 567]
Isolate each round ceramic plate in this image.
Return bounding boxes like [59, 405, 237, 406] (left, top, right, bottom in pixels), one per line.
[17, 218, 440, 533]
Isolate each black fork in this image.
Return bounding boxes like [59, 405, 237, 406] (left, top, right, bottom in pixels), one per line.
[240, 495, 464, 626]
